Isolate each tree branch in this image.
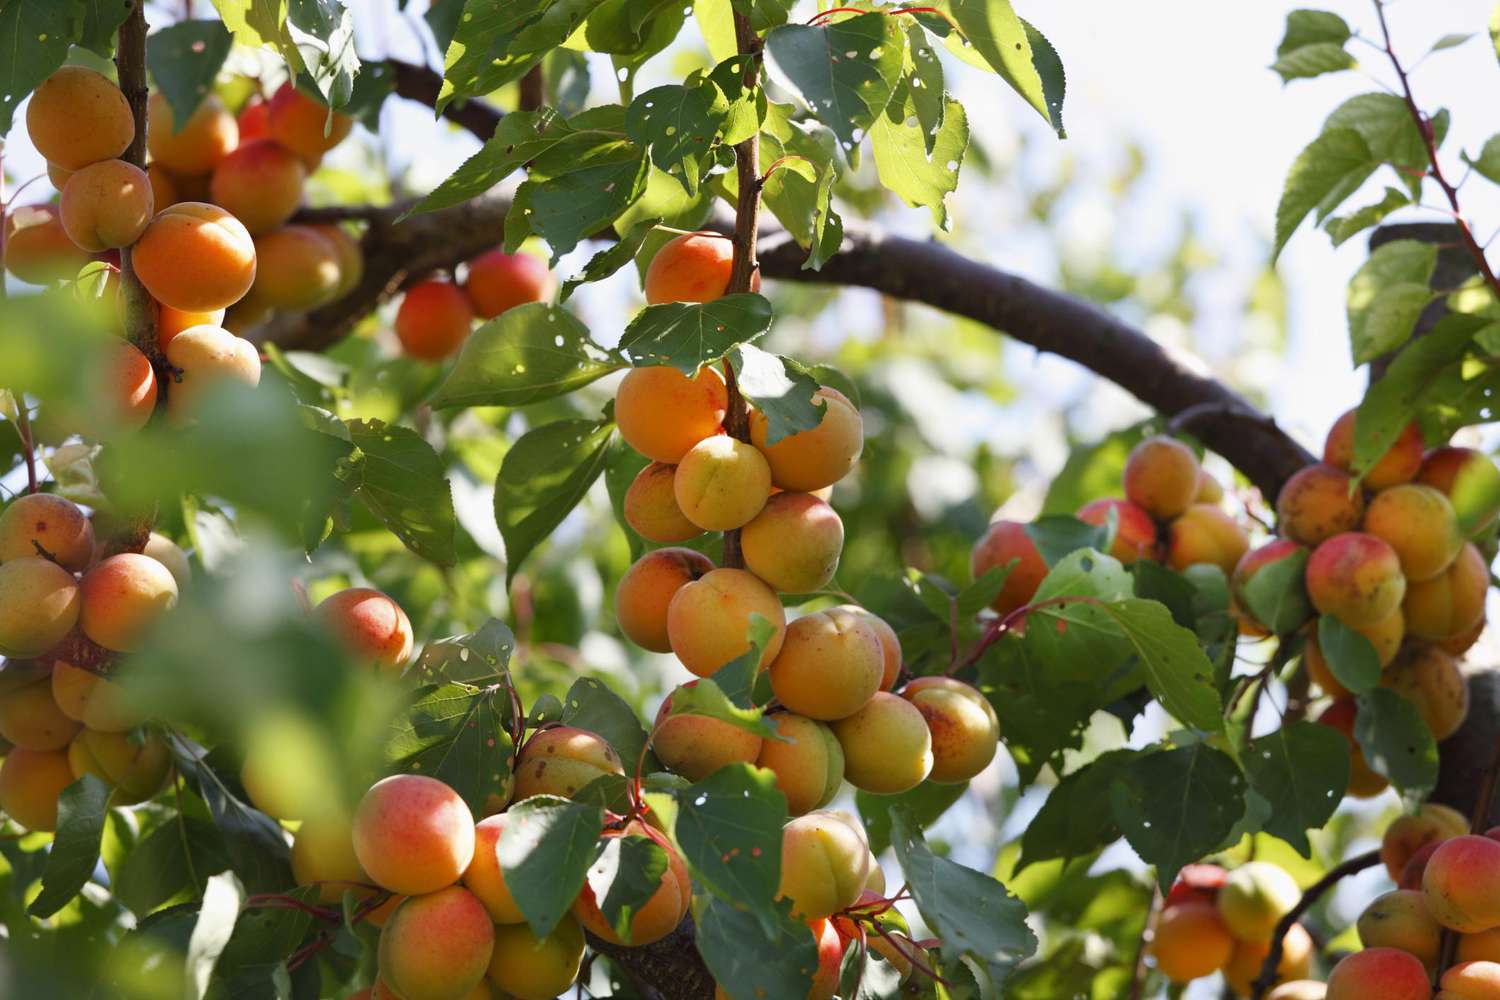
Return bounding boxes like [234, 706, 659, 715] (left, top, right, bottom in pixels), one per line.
[1249, 849, 1380, 999]
[586, 918, 716, 1000]
[388, 59, 503, 140]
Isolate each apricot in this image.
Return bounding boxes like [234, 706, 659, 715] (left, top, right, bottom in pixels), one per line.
[210, 139, 307, 234]
[1382, 803, 1470, 881]
[749, 387, 863, 492]
[1222, 921, 1314, 995]
[1306, 532, 1406, 627]
[1077, 497, 1158, 564]
[1419, 446, 1500, 532]
[52, 660, 141, 732]
[0, 674, 80, 751]
[615, 547, 714, 653]
[316, 587, 414, 671]
[618, 367, 729, 471]
[237, 98, 270, 143]
[1381, 644, 1469, 741]
[146, 163, 179, 208]
[778, 810, 872, 919]
[1216, 862, 1300, 943]
[1326, 947, 1430, 1000]
[1364, 483, 1463, 582]
[79, 552, 178, 652]
[1164, 863, 1229, 908]
[394, 279, 474, 360]
[653, 682, 763, 782]
[1276, 463, 1365, 546]
[666, 567, 786, 676]
[378, 886, 494, 1000]
[574, 821, 691, 945]
[461, 814, 523, 924]
[1195, 469, 1226, 504]
[100, 340, 159, 435]
[59, 159, 154, 252]
[133, 202, 257, 312]
[0, 493, 94, 570]
[1461, 928, 1500, 964]
[1166, 502, 1249, 575]
[143, 532, 192, 588]
[755, 713, 843, 815]
[4, 203, 89, 284]
[674, 436, 772, 531]
[486, 918, 584, 1000]
[623, 462, 702, 543]
[1123, 436, 1200, 520]
[644, 232, 754, 304]
[970, 519, 1048, 617]
[1266, 983, 1326, 1000]
[464, 249, 554, 318]
[1318, 698, 1388, 798]
[1425, 835, 1500, 933]
[1441, 961, 1500, 999]
[154, 302, 227, 352]
[1357, 888, 1443, 968]
[163, 324, 262, 419]
[741, 492, 843, 593]
[353, 774, 476, 896]
[253, 225, 343, 310]
[67, 728, 171, 803]
[901, 676, 999, 783]
[831, 605, 901, 691]
[1442, 617, 1487, 657]
[146, 92, 237, 175]
[47, 162, 73, 190]
[1405, 542, 1488, 641]
[769, 608, 883, 721]
[292, 810, 370, 904]
[1401, 841, 1444, 891]
[267, 83, 354, 166]
[831, 692, 932, 794]
[512, 726, 625, 801]
[1325, 409, 1423, 490]
[0, 748, 76, 831]
[0, 557, 81, 657]
[312, 224, 363, 298]
[26, 67, 134, 170]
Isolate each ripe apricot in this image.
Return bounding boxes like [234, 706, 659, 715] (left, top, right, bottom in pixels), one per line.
[353, 774, 476, 896]
[462, 814, 523, 924]
[741, 492, 843, 593]
[308, 223, 362, 300]
[1405, 542, 1488, 641]
[666, 567, 786, 676]
[147, 93, 237, 174]
[0, 747, 76, 831]
[1358, 888, 1443, 968]
[623, 462, 702, 543]
[1326, 948, 1430, 1000]
[1382, 805, 1470, 881]
[653, 682, 763, 782]
[1419, 446, 1500, 533]
[142, 532, 192, 588]
[486, 917, 584, 1000]
[1195, 469, 1225, 503]
[102, 340, 159, 435]
[0, 557, 81, 657]
[378, 886, 494, 1000]
[47, 162, 73, 190]
[292, 810, 369, 904]
[4, 203, 89, 284]
[236, 98, 270, 143]
[67, 728, 171, 803]
[146, 163, 179, 208]
[615, 547, 714, 653]
[970, 519, 1048, 616]
[1365, 483, 1463, 582]
[1166, 502, 1249, 575]
[0, 672, 80, 751]
[574, 821, 691, 945]
[1276, 463, 1365, 546]
[769, 608, 883, 721]
[512, 726, 625, 801]
[778, 810, 872, 919]
[134, 202, 257, 312]
[1401, 842, 1444, 891]
[830, 605, 901, 691]
[1318, 698, 1388, 798]
[615, 365, 728, 464]
[1441, 961, 1500, 999]
[1306, 532, 1406, 627]
[1381, 644, 1469, 741]
[831, 691, 933, 794]
[395, 279, 474, 360]
[315, 587, 414, 671]
[1123, 436, 1200, 520]
[52, 660, 141, 733]
[1442, 617, 1487, 657]
[1222, 921, 1314, 995]
[1266, 982, 1326, 1000]
[163, 325, 261, 419]
[1078, 498, 1158, 563]
[1165, 863, 1228, 908]
[1325, 409, 1423, 490]
[154, 302, 227, 352]
[755, 713, 844, 815]
[59, 159, 154, 251]
[253, 224, 343, 310]
[1216, 862, 1300, 943]
[0, 493, 94, 571]
[901, 676, 999, 783]
[674, 435, 772, 531]
[464, 249, 554, 318]
[644, 232, 754, 304]
[26, 67, 134, 170]
[749, 387, 862, 492]
[79, 552, 178, 652]
[210, 139, 307, 234]
[267, 83, 353, 166]
[1461, 928, 1500, 964]
[1425, 835, 1500, 933]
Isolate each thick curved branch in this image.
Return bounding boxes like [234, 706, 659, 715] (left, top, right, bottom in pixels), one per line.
[1249, 848, 1380, 999]
[389, 59, 503, 140]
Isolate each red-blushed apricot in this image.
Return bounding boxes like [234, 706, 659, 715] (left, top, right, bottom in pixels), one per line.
[615, 365, 728, 464]
[1166, 502, 1249, 575]
[1164, 864, 1229, 908]
[154, 302, 227, 353]
[653, 681, 763, 782]
[147, 93, 237, 175]
[142, 532, 191, 588]
[67, 728, 170, 803]
[1419, 446, 1500, 533]
[163, 324, 261, 420]
[26, 67, 134, 170]
[1382, 803, 1469, 881]
[512, 726, 625, 801]
[778, 810, 872, 919]
[1222, 921, 1314, 995]
[1149, 901, 1234, 982]
[311, 223, 363, 298]
[1231, 539, 1312, 634]
[378, 886, 494, 1000]
[292, 809, 370, 904]
[1365, 483, 1464, 582]
[146, 163, 178, 208]
[0, 493, 94, 571]
[674, 435, 772, 531]
[1123, 436, 1200, 521]
[644, 232, 755, 304]
[1078, 498, 1159, 564]
[0, 747, 76, 831]
[769, 608, 884, 721]
[971, 519, 1048, 617]
[1461, 928, 1500, 964]
[741, 492, 843, 593]
[1327, 947, 1430, 1000]
[267, 83, 354, 166]
[1358, 888, 1443, 968]
[1306, 532, 1406, 628]
[353, 774, 477, 896]
[210, 139, 307, 234]
[574, 821, 691, 945]
[52, 660, 140, 733]
[134, 202, 257, 312]
[1216, 861, 1300, 943]
[59, 159, 154, 251]
[624, 462, 703, 543]
[395, 279, 474, 360]
[1318, 697, 1389, 798]
[749, 387, 863, 492]
[829, 605, 901, 691]
[315, 587, 414, 671]
[4, 203, 89, 284]
[901, 676, 999, 783]
[1305, 608, 1404, 699]
[1381, 644, 1469, 741]
[79, 552, 178, 652]
[806, 917, 846, 1000]
[237, 98, 270, 143]
[831, 691, 933, 794]
[486, 917, 585, 1000]
[1442, 617, 1487, 657]
[0, 557, 81, 658]
[1266, 982, 1326, 1000]
[616, 547, 714, 653]
[1425, 835, 1500, 933]
[1276, 463, 1366, 546]
[1441, 960, 1500, 999]
[1195, 469, 1226, 504]
[462, 814, 523, 924]
[0, 669, 79, 751]
[1401, 841, 1444, 891]
[252, 224, 342, 310]
[1325, 409, 1424, 490]
[755, 713, 843, 816]
[464, 249, 554, 318]
[666, 567, 786, 676]
[1406, 542, 1489, 642]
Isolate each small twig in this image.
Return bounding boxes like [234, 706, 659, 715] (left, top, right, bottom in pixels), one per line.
[1249, 849, 1381, 999]
[519, 65, 544, 114]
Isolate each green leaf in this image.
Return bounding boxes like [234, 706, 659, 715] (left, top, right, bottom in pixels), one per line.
[1356, 688, 1439, 804]
[904, 24, 946, 155]
[494, 415, 614, 584]
[670, 764, 786, 913]
[1244, 722, 1350, 857]
[497, 795, 606, 938]
[1325, 187, 1410, 247]
[1274, 127, 1375, 260]
[696, 895, 822, 1000]
[170, 740, 292, 893]
[1431, 32, 1473, 53]
[857, 781, 967, 855]
[1355, 283, 1437, 364]
[708, 615, 778, 708]
[732, 0, 794, 32]
[386, 683, 518, 815]
[409, 619, 517, 686]
[871, 93, 967, 230]
[1026, 519, 1114, 570]
[752, 113, 843, 269]
[1348, 239, 1438, 360]
[402, 109, 562, 218]
[1108, 744, 1246, 890]
[625, 83, 728, 196]
[1317, 616, 1381, 694]
[115, 817, 229, 917]
[1238, 546, 1312, 636]
[0, 0, 79, 136]
[665, 675, 779, 742]
[1276, 10, 1352, 53]
[1272, 42, 1355, 81]
[341, 418, 457, 565]
[1016, 751, 1136, 871]
[211, 884, 320, 995]
[935, 0, 1065, 136]
[76, 0, 133, 57]
[1464, 134, 1500, 185]
[186, 871, 246, 1000]
[561, 676, 653, 773]
[439, 0, 606, 110]
[1492, 2, 1500, 65]
[619, 294, 774, 373]
[587, 834, 668, 943]
[28, 775, 111, 918]
[1100, 599, 1223, 732]
[1325, 93, 1446, 172]
[517, 135, 650, 261]
[729, 344, 825, 447]
[285, 0, 359, 111]
[764, 13, 906, 158]
[430, 304, 625, 409]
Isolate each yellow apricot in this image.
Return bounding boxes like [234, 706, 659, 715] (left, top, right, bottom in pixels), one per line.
[353, 774, 477, 896]
[778, 810, 872, 919]
[0, 672, 80, 751]
[134, 202, 257, 312]
[768, 608, 883, 721]
[1383, 804, 1479, 881]
[831, 692, 933, 794]
[1276, 463, 1365, 546]
[1381, 644, 1469, 741]
[755, 713, 844, 816]
[486, 918, 584, 1000]
[1419, 446, 1500, 533]
[1405, 542, 1489, 641]
[1078, 497, 1160, 564]
[146, 93, 238, 175]
[901, 676, 999, 783]
[1216, 861, 1300, 943]
[653, 682, 763, 782]
[1365, 483, 1463, 582]
[624, 462, 703, 543]
[252, 225, 343, 310]
[146, 163, 179, 208]
[462, 813, 523, 924]
[831, 605, 901, 691]
[59, 159, 154, 251]
[0, 747, 76, 831]
[749, 387, 863, 492]
[615, 365, 728, 464]
[292, 810, 370, 904]
[0, 557, 81, 658]
[741, 492, 843, 593]
[1165, 502, 1249, 575]
[1124, 436, 1200, 520]
[142, 532, 192, 588]
[666, 567, 786, 677]
[0, 493, 95, 571]
[209, 139, 307, 234]
[67, 728, 171, 803]
[616, 547, 714, 653]
[311, 224, 363, 298]
[1460, 927, 1500, 964]
[1358, 888, 1443, 968]
[1304, 609, 1403, 699]
[673, 435, 772, 531]
[1441, 961, 1500, 999]
[52, 660, 141, 733]
[315, 587, 414, 671]
[153, 302, 227, 352]
[512, 726, 625, 802]
[1222, 922, 1313, 995]
[26, 67, 134, 170]
[378, 886, 494, 1000]
[79, 553, 178, 652]
[163, 325, 262, 420]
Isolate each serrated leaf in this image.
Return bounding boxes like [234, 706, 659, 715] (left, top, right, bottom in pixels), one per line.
[1325, 92, 1446, 172]
[1239, 546, 1312, 636]
[729, 344, 824, 446]
[439, 0, 606, 110]
[1348, 239, 1437, 356]
[871, 93, 967, 230]
[587, 834, 668, 943]
[708, 615, 778, 708]
[1272, 42, 1355, 81]
[626, 83, 728, 196]
[170, 740, 291, 893]
[1244, 722, 1350, 857]
[1109, 744, 1246, 890]
[733, 0, 794, 32]
[386, 683, 517, 814]
[410, 619, 517, 686]
[1026, 519, 1114, 570]
[1464, 134, 1500, 185]
[1277, 10, 1352, 54]
[494, 414, 614, 584]
[665, 675, 779, 743]
[696, 895, 823, 1000]
[1274, 127, 1375, 260]
[1356, 687, 1438, 804]
[286, 0, 359, 111]
[0, 0, 78, 136]
[431, 304, 625, 409]
[619, 294, 774, 372]
[341, 418, 457, 565]
[1355, 282, 1436, 364]
[497, 795, 605, 938]
[933, 0, 1064, 136]
[670, 764, 785, 914]
[752, 113, 843, 268]
[561, 676, 652, 772]
[29, 775, 111, 918]
[1325, 186, 1409, 246]
[116, 817, 229, 917]
[516, 133, 650, 261]
[402, 109, 561, 218]
[1016, 750, 1136, 871]
[1100, 599, 1223, 731]
[1317, 616, 1380, 694]
[765, 13, 906, 159]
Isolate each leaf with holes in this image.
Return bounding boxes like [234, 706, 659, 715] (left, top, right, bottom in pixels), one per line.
[665, 676, 780, 744]
[1348, 240, 1437, 361]
[494, 414, 615, 584]
[1099, 599, 1224, 732]
[1356, 687, 1438, 805]
[585, 834, 669, 943]
[410, 619, 517, 686]
[513, 134, 650, 260]
[561, 220, 659, 302]
[1244, 722, 1350, 857]
[765, 13, 905, 159]
[626, 83, 728, 196]
[439, 0, 606, 109]
[1272, 11, 1354, 82]
[904, 23, 946, 154]
[386, 683, 518, 815]
[1016, 750, 1137, 871]
[403, 109, 563, 218]
[1109, 744, 1246, 890]
[619, 294, 774, 373]
[431, 304, 626, 409]
[871, 90, 967, 230]
[929, 0, 1065, 136]
[29, 775, 111, 918]
[743, 111, 844, 269]
[285, 0, 359, 110]
[0, 0, 78, 136]
[498, 795, 606, 938]
[148, 20, 237, 133]
[670, 764, 785, 915]
[340, 418, 457, 566]
[1325, 187, 1410, 247]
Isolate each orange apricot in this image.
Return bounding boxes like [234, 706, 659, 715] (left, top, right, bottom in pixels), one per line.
[778, 810, 872, 920]
[1317, 698, 1388, 798]
[831, 605, 901, 691]
[146, 163, 179, 208]
[267, 83, 353, 166]
[1424, 835, 1500, 933]
[146, 93, 238, 175]
[1460, 928, 1500, 964]
[653, 681, 763, 782]
[1306, 532, 1406, 628]
[464, 249, 554, 318]
[623, 462, 703, 543]
[512, 726, 624, 802]
[901, 676, 999, 783]
[1164, 863, 1229, 908]
[1195, 469, 1226, 504]
[644, 232, 755, 304]
[749, 387, 862, 492]
[740, 492, 843, 593]
[52, 660, 141, 733]
[26, 67, 134, 170]
[1266, 981, 1325, 1000]
[252, 224, 342, 310]
[163, 325, 261, 420]
[79, 552, 178, 652]
[0, 493, 95, 571]
[615, 547, 714, 653]
[236, 98, 270, 143]
[1123, 435, 1200, 521]
[1150, 903, 1236, 983]
[0, 557, 81, 657]
[831, 691, 933, 794]
[755, 713, 844, 815]
[4, 203, 90, 284]
[574, 821, 691, 945]
[353, 774, 476, 896]
[100, 340, 159, 435]
[1165, 502, 1249, 575]
[769, 608, 883, 721]
[1442, 617, 1487, 657]
[210, 139, 307, 234]
[615, 365, 728, 464]
[67, 728, 171, 803]
[133, 202, 257, 312]
[1357, 888, 1443, 967]
[0, 671, 80, 751]
[1405, 542, 1489, 642]
[673, 435, 772, 531]
[1222, 922, 1313, 995]
[1325, 409, 1423, 490]
[0, 747, 77, 831]
[1077, 497, 1159, 563]
[666, 567, 786, 676]
[1401, 841, 1444, 891]
[971, 519, 1048, 617]
[378, 886, 494, 1000]
[395, 279, 474, 360]
[1364, 483, 1463, 581]
[46, 162, 73, 190]
[1276, 463, 1365, 546]
[1381, 644, 1469, 741]
[315, 587, 415, 671]
[462, 813, 523, 924]
[1326, 947, 1430, 1000]
[59, 159, 154, 251]
[311, 223, 363, 298]
[486, 918, 584, 1000]
[154, 301, 227, 352]
[1441, 960, 1500, 999]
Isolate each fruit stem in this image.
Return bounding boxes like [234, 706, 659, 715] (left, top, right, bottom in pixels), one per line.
[1248, 848, 1380, 999]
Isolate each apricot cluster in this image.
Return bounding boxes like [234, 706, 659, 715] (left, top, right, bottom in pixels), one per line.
[393, 247, 555, 361]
